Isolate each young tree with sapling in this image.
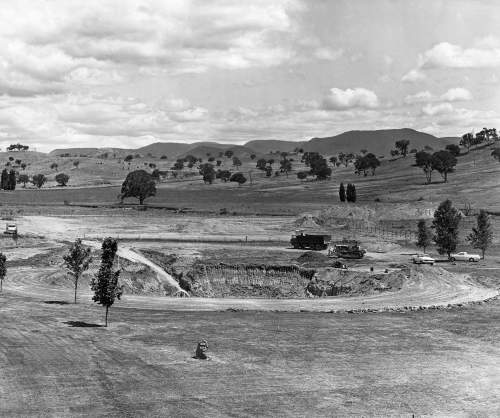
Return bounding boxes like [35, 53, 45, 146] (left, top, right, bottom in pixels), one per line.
[63, 239, 92, 303]
[432, 199, 461, 258]
[0, 253, 6, 292]
[32, 174, 47, 188]
[90, 238, 122, 327]
[416, 220, 433, 253]
[339, 183, 346, 202]
[467, 210, 493, 259]
[55, 173, 69, 186]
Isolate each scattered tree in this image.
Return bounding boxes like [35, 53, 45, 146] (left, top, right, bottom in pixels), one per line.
[250, 154, 256, 160]
[339, 183, 346, 202]
[256, 158, 267, 170]
[390, 149, 400, 158]
[346, 183, 357, 202]
[445, 144, 460, 156]
[395, 140, 410, 158]
[32, 174, 47, 188]
[160, 155, 168, 160]
[415, 151, 434, 184]
[431, 150, 457, 182]
[199, 163, 216, 184]
[73, 160, 79, 168]
[467, 210, 493, 259]
[63, 239, 92, 303]
[416, 220, 433, 253]
[232, 156, 242, 167]
[124, 155, 134, 163]
[217, 170, 231, 182]
[0, 253, 5, 292]
[297, 171, 308, 180]
[460, 133, 474, 153]
[280, 158, 292, 176]
[224, 150, 234, 159]
[18, 174, 29, 187]
[432, 199, 461, 257]
[90, 238, 122, 327]
[173, 159, 184, 171]
[55, 173, 69, 187]
[120, 170, 156, 205]
[20, 162, 27, 170]
[50, 162, 58, 170]
[491, 148, 500, 162]
[229, 172, 247, 186]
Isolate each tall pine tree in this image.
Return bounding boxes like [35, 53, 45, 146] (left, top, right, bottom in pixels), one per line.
[467, 210, 493, 259]
[90, 238, 122, 326]
[339, 183, 346, 202]
[432, 200, 461, 257]
[416, 220, 432, 253]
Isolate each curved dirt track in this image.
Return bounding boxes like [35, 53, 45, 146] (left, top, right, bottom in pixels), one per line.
[5, 264, 498, 313]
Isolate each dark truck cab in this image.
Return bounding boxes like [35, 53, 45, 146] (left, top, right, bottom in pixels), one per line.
[290, 232, 331, 250]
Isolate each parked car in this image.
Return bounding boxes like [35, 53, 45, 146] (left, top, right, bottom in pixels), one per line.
[449, 252, 481, 262]
[412, 253, 435, 265]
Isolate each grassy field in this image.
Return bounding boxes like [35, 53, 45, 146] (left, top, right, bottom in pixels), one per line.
[1, 290, 500, 416]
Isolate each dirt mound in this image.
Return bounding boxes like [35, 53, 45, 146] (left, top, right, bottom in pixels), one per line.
[307, 269, 405, 297]
[296, 251, 331, 267]
[294, 214, 323, 229]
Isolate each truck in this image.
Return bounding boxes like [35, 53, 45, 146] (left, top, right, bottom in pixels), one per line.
[328, 240, 366, 259]
[4, 223, 17, 235]
[290, 231, 331, 250]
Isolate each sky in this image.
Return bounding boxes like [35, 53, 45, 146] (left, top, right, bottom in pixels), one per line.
[0, 0, 499, 151]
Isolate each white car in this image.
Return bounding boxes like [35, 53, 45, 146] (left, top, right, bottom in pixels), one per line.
[412, 253, 435, 265]
[449, 252, 481, 262]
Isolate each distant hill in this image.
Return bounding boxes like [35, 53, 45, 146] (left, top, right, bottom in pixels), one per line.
[49, 147, 131, 157]
[244, 140, 305, 154]
[179, 144, 257, 159]
[136, 142, 192, 157]
[303, 128, 454, 156]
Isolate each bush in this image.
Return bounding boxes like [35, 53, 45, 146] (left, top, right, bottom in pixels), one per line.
[55, 173, 69, 186]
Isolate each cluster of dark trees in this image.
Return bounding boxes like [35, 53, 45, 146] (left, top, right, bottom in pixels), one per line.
[0, 169, 16, 190]
[339, 183, 356, 202]
[460, 127, 498, 152]
[301, 152, 331, 180]
[7, 143, 29, 151]
[415, 149, 457, 183]
[416, 200, 493, 259]
[354, 153, 380, 176]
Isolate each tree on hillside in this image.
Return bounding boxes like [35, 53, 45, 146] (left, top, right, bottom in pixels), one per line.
[173, 159, 184, 171]
[0, 253, 6, 292]
[460, 133, 474, 153]
[297, 171, 308, 181]
[50, 162, 58, 170]
[329, 156, 338, 166]
[415, 151, 434, 184]
[20, 162, 27, 170]
[73, 160, 80, 168]
[432, 199, 461, 257]
[265, 166, 273, 177]
[216, 160, 222, 167]
[491, 148, 500, 162]
[18, 174, 29, 188]
[431, 150, 457, 182]
[395, 140, 410, 158]
[250, 154, 256, 160]
[0, 169, 7, 189]
[124, 155, 134, 163]
[63, 239, 92, 303]
[90, 237, 122, 327]
[224, 150, 234, 159]
[232, 156, 242, 167]
[339, 183, 346, 202]
[229, 172, 246, 186]
[7, 170, 16, 190]
[217, 169, 231, 182]
[416, 220, 433, 253]
[32, 174, 46, 188]
[199, 163, 216, 184]
[280, 158, 292, 176]
[120, 170, 156, 205]
[445, 144, 460, 156]
[55, 173, 69, 186]
[390, 149, 400, 158]
[360, 149, 368, 155]
[355, 153, 380, 176]
[256, 158, 267, 170]
[467, 210, 493, 259]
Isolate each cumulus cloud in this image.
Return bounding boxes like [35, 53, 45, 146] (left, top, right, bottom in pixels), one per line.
[418, 41, 500, 69]
[401, 69, 426, 83]
[322, 87, 379, 110]
[440, 87, 472, 101]
[404, 91, 434, 104]
[421, 102, 454, 116]
[313, 47, 343, 61]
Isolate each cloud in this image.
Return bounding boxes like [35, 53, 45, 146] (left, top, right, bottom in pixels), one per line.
[313, 47, 343, 61]
[404, 91, 434, 104]
[322, 87, 379, 110]
[418, 40, 500, 69]
[401, 69, 426, 82]
[440, 87, 472, 101]
[421, 102, 454, 116]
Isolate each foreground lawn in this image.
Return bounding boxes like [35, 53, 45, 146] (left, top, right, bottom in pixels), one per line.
[1, 292, 500, 416]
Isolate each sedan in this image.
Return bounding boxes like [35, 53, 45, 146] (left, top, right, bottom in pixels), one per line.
[449, 252, 481, 262]
[412, 254, 435, 265]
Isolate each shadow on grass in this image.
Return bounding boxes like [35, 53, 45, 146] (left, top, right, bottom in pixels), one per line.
[44, 300, 70, 305]
[64, 321, 103, 328]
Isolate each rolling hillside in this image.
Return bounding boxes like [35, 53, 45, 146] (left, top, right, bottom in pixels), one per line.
[303, 128, 456, 156]
[244, 140, 305, 154]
